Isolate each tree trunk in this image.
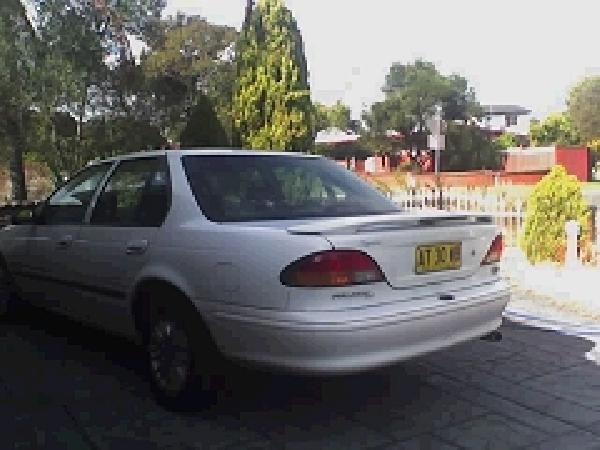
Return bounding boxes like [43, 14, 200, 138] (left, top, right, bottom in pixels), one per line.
[9, 108, 27, 203]
[79, 81, 87, 142]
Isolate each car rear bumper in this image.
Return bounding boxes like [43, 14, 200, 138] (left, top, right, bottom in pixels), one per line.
[205, 280, 510, 374]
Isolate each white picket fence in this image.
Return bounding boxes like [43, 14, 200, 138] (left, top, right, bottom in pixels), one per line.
[391, 188, 527, 246]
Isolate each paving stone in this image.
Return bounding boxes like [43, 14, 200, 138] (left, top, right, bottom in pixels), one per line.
[0, 406, 93, 450]
[523, 429, 600, 450]
[521, 363, 600, 410]
[69, 393, 265, 450]
[351, 388, 488, 441]
[500, 339, 587, 369]
[434, 413, 547, 449]
[503, 327, 593, 358]
[260, 416, 393, 450]
[425, 370, 577, 436]
[475, 353, 566, 382]
[585, 421, 600, 435]
[432, 364, 600, 430]
[380, 434, 462, 449]
[425, 341, 516, 368]
[3, 312, 600, 450]
[453, 387, 576, 435]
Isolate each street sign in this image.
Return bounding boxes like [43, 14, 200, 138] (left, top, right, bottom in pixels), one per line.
[428, 134, 446, 151]
[426, 118, 441, 136]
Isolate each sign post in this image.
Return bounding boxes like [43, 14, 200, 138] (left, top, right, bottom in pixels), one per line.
[427, 105, 446, 207]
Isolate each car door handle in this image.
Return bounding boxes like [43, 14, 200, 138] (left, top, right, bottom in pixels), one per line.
[57, 235, 73, 249]
[126, 240, 148, 255]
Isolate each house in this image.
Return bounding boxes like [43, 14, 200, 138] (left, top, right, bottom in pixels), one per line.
[478, 104, 532, 145]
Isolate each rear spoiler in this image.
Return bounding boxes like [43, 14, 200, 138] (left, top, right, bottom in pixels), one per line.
[287, 212, 494, 236]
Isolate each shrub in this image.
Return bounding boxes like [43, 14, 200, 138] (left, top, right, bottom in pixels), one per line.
[392, 169, 409, 188]
[180, 96, 229, 148]
[520, 165, 590, 264]
[370, 178, 392, 197]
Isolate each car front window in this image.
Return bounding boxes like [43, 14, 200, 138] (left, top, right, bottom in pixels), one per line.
[42, 163, 113, 225]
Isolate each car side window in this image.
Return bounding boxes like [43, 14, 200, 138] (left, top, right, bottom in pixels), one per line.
[43, 163, 113, 225]
[90, 157, 169, 227]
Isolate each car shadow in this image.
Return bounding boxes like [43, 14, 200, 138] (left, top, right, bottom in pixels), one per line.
[3, 302, 435, 418]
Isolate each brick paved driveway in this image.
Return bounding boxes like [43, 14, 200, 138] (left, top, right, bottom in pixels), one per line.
[1, 305, 599, 450]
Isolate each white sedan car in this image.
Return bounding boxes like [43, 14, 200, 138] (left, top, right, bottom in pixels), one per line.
[0, 150, 509, 409]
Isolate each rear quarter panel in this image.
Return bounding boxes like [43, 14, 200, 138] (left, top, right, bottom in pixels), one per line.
[137, 220, 333, 311]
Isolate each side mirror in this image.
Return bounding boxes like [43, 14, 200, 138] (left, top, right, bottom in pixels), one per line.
[10, 208, 36, 225]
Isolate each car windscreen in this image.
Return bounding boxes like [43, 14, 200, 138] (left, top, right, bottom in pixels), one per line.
[182, 155, 400, 222]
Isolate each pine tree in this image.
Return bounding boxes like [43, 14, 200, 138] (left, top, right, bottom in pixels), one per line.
[180, 96, 229, 148]
[233, 0, 312, 151]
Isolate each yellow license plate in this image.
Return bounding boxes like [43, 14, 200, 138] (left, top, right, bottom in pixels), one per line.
[415, 242, 462, 274]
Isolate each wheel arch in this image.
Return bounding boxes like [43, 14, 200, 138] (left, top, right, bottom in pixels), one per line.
[130, 276, 210, 344]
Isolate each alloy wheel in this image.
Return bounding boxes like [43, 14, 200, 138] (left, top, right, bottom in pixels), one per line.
[148, 319, 193, 396]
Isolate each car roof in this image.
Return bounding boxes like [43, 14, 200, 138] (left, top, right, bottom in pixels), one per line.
[88, 149, 321, 166]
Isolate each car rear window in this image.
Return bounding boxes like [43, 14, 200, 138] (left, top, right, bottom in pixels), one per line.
[182, 155, 400, 222]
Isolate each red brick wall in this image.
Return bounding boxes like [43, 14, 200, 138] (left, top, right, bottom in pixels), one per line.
[503, 149, 555, 172]
[412, 171, 547, 187]
[354, 159, 366, 173]
[363, 170, 547, 188]
[555, 146, 591, 182]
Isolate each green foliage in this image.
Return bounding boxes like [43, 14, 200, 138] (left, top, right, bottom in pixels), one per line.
[313, 142, 372, 159]
[0, 0, 39, 200]
[33, 0, 166, 65]
[529, 113, 581, 146]
[495, 132, 518, 150]
[382, 59, 480, 127]
[588, 139, 600, 169]
[143, 16, 237, 98]
[233, 0, 312, 151]
[28, 114, 165, 184]
[440, 123, 502, 171]
[180, 96, 229, 147]
[520, 165, 590, 264]
[358, 132, 403, 156]
[142, 16, 238, 143]
[363, 59, 481, 154]
[362, 96, 412, 137]
[568, 76, 600, 143]
[314, 100, 352, 131]
[370, 178, 392, 197]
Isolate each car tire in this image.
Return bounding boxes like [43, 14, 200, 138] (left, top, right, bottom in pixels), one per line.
[146, 296, 222, 411]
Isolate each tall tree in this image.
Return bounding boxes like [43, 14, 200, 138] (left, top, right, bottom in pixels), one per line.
[568, 76, 600, 143]
[314, 100, 352, 131]
[0, 0, 37, 201]
[232, 0, 312, 151]
[382, 59, 480, 130]
[440, 123, 502, 171]
[142, 15, 238, 142]
[363, 60, 481, 155]
[25, 0, 168, 181]
[179, 95, 229, 148]
[529, 112, 581, 147]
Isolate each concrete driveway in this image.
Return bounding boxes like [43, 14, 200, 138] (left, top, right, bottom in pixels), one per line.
[1, 305, 599, 450]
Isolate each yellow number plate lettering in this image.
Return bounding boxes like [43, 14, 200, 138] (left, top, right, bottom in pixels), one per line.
[415, 242, 462, 274]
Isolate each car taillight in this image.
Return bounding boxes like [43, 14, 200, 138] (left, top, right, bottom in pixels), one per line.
[481, 234, 503, 265]
[280, 250, 385, 287]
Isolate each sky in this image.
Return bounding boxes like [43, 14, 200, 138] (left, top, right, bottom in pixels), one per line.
[166, 1, 600, 126]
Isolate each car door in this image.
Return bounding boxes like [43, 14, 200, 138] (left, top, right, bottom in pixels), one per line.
[15, 162, 114, 309]
[70, 156, 170, 335]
